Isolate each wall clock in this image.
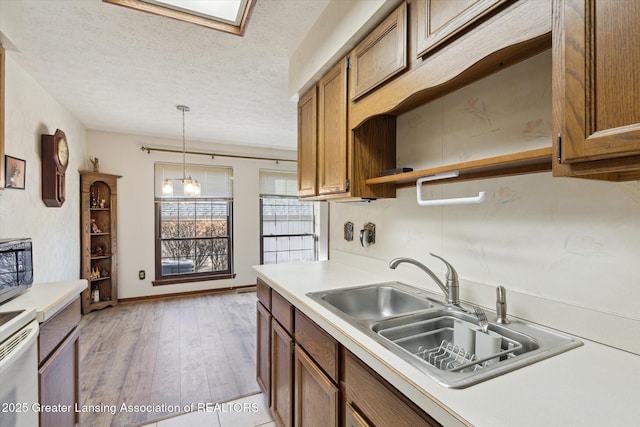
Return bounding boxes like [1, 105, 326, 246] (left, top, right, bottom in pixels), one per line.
[41, 129, 69, 207]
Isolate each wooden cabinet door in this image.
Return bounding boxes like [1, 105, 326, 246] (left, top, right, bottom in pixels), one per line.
[416, 0, 509, 58]
[350, 3, 407, 100]
[294, 347, 338, 427]
[272, 320, 294, 427]
[257, 302, 271, 406]
[318, 58, 349, 196]
[297, 87, 318, 197]
[39, 327, 79, 427]
[555, 0, 640, 170]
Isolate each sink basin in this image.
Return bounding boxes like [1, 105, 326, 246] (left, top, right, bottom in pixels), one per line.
[309, 282, 433, 320]
[307, 282, 582, 388]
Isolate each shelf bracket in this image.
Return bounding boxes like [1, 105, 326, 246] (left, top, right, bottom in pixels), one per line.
[416, 172, 485, 206]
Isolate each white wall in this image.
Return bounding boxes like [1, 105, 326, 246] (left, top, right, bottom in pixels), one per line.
[86, 130, 297, 299]
[289, 0, 400, 98]
[329, 52, 640, 352]
[0, 53, 87, 283]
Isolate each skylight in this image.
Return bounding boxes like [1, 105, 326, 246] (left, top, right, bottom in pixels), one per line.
[103, 0, 254, 35]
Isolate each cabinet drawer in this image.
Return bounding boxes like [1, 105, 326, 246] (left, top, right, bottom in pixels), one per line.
[294, 311, 339, 383]
[38, 297, 81, 365]
[272, 290, 294, 334]
[257, 278, 272, 310]
[343, 350, 441, 427]
[350, 2, 407, 100]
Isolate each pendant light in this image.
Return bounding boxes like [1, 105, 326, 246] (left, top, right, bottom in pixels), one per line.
[161, 105, 201, 197]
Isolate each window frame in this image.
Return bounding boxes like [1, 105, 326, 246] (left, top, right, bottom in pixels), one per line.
[153, 198, 235, 285]
[259, 196, 318, 265]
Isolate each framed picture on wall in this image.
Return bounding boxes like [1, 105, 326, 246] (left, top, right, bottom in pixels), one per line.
[5, 155, 26, 189]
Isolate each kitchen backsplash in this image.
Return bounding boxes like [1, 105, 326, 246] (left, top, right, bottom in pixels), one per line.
[330, 51, 640, 352]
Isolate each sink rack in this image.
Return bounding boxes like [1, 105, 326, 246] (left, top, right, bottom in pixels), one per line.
[415, 339, 521, 373]
[377, 318, 524, 373]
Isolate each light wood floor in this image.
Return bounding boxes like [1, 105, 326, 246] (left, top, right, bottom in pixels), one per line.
[78, 290, 259, 427]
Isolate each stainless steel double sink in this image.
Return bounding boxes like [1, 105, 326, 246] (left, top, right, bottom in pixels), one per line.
[307, 282, 582, 388]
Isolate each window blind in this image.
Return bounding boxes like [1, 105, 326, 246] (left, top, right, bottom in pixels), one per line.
[259, 169, 297, 197]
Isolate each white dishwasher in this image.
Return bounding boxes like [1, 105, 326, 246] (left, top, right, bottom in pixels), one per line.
[0, 309, 39, 427]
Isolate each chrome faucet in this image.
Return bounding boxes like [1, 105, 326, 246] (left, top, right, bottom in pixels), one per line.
[389, 253, 460, 305]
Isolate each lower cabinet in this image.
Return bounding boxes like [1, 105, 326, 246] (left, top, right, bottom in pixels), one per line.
[255, 278, 441, 427]
[294, 346, 338, 427]
[38, 297, 81, 427]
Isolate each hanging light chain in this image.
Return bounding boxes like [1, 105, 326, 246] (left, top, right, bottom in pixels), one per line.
[177, 105, 190, 182]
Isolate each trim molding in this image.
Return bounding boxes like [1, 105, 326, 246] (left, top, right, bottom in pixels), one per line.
[118, 283, 255, 303]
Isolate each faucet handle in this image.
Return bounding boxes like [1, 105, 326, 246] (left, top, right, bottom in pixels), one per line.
[429, 253, 459, 305]
[429, 253, 458, 282]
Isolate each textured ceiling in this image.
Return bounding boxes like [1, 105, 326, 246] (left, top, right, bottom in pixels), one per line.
[3, 0, 329, 150]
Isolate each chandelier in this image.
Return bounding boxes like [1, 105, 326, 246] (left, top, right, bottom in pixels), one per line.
[162, 105, 201, 197]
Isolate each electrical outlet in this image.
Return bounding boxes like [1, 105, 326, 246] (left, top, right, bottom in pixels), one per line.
[139, 270, 146, 280]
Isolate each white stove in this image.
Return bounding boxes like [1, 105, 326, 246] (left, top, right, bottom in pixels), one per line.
[0, 307, 36, 342]
[0, 306, 39, 427]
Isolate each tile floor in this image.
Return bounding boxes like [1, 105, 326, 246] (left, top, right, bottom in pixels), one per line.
[139, 393, 274, 427]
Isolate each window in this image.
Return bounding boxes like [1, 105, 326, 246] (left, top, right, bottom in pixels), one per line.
[154, 163, 234, 284]
[259, 170, 320, 264]
[104, 0, 255, 36]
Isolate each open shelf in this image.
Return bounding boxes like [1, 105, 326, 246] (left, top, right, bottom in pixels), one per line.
[365, 147, 552, 188]
[80, 171, 121, 314]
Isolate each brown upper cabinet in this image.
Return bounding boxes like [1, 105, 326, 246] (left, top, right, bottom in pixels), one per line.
[553, 0, 640, 180]
[415, 0, 511, 58]
[297, 87, 318, 197]
[318, 58, 350, 196]
[297, 56, 397, 200]
[350, 2, 407, 101]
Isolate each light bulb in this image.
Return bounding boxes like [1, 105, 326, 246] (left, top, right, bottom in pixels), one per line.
[184, 178, 195, 196]
[162, 179, 173, 196]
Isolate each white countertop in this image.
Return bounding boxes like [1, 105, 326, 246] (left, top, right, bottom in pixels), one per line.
[0, 280, 87, 323]
[253, 261, 640, 427]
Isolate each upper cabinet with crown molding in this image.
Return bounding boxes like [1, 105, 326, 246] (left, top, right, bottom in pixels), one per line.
[552, 0, 640, 181]
[415, 0, 512, 59]
[349, 2, 408, 101]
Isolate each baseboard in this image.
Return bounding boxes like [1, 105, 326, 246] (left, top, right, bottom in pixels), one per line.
[118, 284, 257, 303]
